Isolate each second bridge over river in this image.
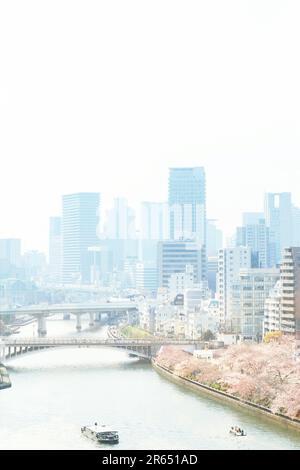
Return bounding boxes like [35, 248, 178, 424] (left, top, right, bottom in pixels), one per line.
[0, 337, 200, 361]
[0, 301, 139, 336]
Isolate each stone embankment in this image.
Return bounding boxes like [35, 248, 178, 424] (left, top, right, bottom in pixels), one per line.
[153, 359, 300, 432]
[153, 341, 300, 433]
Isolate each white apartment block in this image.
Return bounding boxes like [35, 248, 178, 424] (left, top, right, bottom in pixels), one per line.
[263, 247, 300, 343]
[217, 247, 252, 327]
[231, 268, 280, 341]
[138, 299, 158, 333]
[169, 264, 195, 297]
[263, 280, 283, 335]
[280, 247, 300, 337]
[155, 303, 185, 338]
[186, 298, 219, 339]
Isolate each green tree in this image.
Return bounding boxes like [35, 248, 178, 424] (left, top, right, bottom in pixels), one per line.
[201, 330, 216, 341]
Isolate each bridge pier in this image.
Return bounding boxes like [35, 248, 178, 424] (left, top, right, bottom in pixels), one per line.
[89, 313, 95, 327]
[63, 314, 71, 320]
[37, 316, 47, 337]
[76, 314, 82, 332]
[95, 313, 102, 323]
[127, 309, 137, 326]
[0, 342, 5, 362]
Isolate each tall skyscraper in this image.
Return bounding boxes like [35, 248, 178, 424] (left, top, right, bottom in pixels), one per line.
[139, 201, 169, 265]
[103, 198, 136, 240]
[264, 193, 293, 266]
[100, 198, 138, 272]
[0, 239, 21, 268]
[207, 219, 223, 257]
[242, 212, 264, 225]
[62, 193, 100, 284]
[22, 250, 47, 281]
[292, 206, 300, 247]
[141, 202, 169, 240]
[168, 167, 206, 280]
[168, 167, 206, 245]
[49, 217, 62, 283]
[236, 214, 270, 268]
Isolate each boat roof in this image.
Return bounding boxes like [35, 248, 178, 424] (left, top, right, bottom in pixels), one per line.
[85, 424, 118, 433]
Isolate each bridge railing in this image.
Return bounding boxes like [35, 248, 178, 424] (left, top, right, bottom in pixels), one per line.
[0, 302, 139, 316]
[1, 336, 198, 346]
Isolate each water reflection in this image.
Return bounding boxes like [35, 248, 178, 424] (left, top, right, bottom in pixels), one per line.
[1, 319, 300, 450]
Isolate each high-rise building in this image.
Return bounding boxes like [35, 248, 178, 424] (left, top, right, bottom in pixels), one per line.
[22, 250, 47, 281]
[264, 193, 293, 266]
[231, 268, 280, 341]
[280, 247, 300, 339]
[141, 202, 169, 240]
[136, 262, 158, 295]
[207, 256, 218, 295]
[168, 167, 206, 246]
[292, 206, 300, 247]
[49, 217, 62, 283]
[0, 239, 21, 268]
[103, 198, 136, 240]
[242, 212, 264, 225]
[100, 198, 138, 273]
[157, 240, 204, 289]
[207, 219, 223, 257]
[263, 248, 300, 344]
[217, 247, 252, 328]
[123, 256, 139, 289]
[140, 201, 169, 265]
[62, 192, 100, 284]
[168, 167, 207, 280]
[236, 214, 270, 268]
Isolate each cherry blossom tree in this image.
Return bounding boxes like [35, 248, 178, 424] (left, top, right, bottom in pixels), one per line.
[156, 337, 300, 419]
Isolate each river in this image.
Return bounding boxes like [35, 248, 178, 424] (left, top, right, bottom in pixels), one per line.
[1, 316, 300, 450]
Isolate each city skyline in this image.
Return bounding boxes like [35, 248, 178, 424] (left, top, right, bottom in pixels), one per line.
[1, 1, 300, 252]
[1, 168, 300, 255]
[2, 0, 300, 454]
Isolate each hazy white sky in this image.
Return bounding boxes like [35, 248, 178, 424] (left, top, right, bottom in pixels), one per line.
[1, 0, 300, 253]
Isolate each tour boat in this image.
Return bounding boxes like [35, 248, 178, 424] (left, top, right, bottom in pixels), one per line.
[81, 423, 119, 444]
[230, 427, 246, 437]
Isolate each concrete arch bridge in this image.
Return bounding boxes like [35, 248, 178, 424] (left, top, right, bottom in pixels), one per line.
[0, 337, 199, 362]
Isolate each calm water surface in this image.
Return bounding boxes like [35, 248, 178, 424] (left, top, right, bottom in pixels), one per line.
[1, 316, 300, 450]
